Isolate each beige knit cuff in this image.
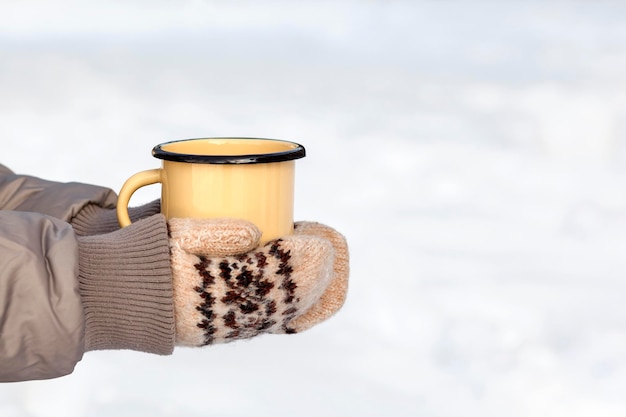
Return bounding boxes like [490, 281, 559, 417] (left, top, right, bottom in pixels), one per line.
[77, 214, 175, 355]
[71, 200, 161, 237]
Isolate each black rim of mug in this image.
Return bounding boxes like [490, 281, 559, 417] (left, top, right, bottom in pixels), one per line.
[152, 137, 306, 164]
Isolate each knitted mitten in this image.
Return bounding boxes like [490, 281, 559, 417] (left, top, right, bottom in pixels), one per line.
[169, 219, 349, 346]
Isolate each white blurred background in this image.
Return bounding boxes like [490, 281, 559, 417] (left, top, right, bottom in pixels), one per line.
[2, 1, 626, 416]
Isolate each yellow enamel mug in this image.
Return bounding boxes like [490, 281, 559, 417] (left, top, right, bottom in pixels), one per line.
[116, 138, 306, 244]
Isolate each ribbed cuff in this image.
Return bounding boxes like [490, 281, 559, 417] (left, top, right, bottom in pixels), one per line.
[77, 214, 175, 355]
[71, 200, 161, 237]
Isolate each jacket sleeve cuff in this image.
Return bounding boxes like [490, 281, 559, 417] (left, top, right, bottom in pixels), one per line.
[71, 200, 161, 237]
[77, 214, 175, 355]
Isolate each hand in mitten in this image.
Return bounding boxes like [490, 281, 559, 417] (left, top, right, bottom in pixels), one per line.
[77, 215, 348, 354]
[169, 219, 349, 346]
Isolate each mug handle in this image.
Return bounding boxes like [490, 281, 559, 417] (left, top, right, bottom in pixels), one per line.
[116, 169, 162, 227]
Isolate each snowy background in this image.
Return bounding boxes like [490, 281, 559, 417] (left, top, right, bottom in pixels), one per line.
[2, 0, 626, 416]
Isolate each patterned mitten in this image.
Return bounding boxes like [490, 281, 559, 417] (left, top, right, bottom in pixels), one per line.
[169, 219, 349, 346]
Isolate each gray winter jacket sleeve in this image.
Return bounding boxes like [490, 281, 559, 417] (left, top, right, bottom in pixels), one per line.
[0, 164, 118, 222]
[0, 164, 174, 382]
[0, 211, 85, 381]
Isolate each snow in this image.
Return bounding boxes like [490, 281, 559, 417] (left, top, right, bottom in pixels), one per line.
[2, 1, 626, 416]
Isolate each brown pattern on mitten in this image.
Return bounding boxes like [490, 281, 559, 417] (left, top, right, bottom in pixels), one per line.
[169, 219, 336, 346]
